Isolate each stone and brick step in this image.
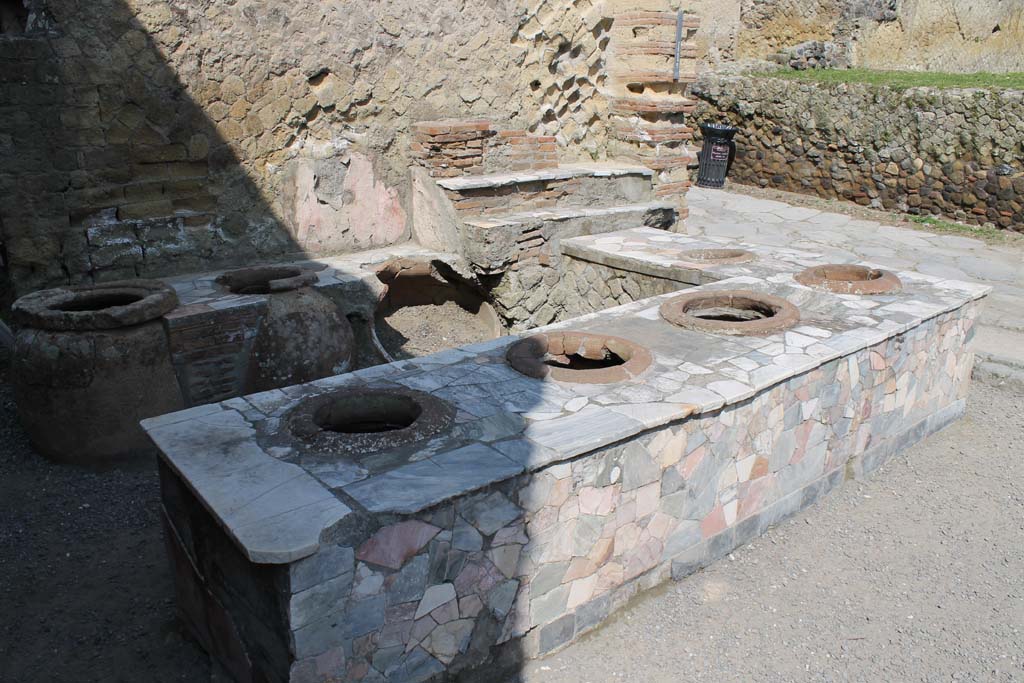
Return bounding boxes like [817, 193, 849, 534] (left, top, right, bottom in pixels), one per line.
[411, 119, 558, 178]
[625, 147, 699, 171]
[462, 200, 674, 230]
[460, 202, 677, 273]
[612, 12, 701, 30]
[609, 95, 698, 115]
[615, 42, 699, 58]
[436, 163, 657, 216]
[611, 121, 694, 143]
[610, 70, 698, 85]
[653, 180, 693, 198]
[433, 163, 652, 191]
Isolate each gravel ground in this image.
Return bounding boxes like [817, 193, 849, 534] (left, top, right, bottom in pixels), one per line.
[521, 378, 1024, 683]
[0, 363, 1019, 682]
[0, 359, 210, 683]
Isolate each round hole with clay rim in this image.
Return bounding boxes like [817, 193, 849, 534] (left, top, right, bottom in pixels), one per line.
[507, 331, 652, 384]
[660, 289, 800, 336]
[12, 280, 179, 332]
[288, 387, 456, 458]
[216, 266, 309, 295]
[795, 264, 902, 295]
[50, 291, 145, 312]
[313, 393, 423, 434]
[678, 248, 756, 265]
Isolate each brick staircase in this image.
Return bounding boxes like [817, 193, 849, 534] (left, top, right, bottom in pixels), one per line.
[605, 6, 703, 218]
[409, 120, 677, 278]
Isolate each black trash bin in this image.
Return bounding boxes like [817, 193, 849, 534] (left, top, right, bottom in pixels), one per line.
[696, 123, 738, 189]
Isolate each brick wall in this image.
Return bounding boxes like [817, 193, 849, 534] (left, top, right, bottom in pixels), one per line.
[411, 120, 559, 178]
[0, 7, 292, 299]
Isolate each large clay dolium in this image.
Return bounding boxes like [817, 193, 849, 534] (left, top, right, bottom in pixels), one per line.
[11, 280, 183, 463]
[215, 266, 355, 394]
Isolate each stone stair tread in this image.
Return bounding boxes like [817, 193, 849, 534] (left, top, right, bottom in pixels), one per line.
[435, 163, 654, 192]
[629, 144, 701, 158]
[616, 42, 698, 57]
[610, 95, 699, 114]
[613, 12, 701, 29]
[612, 70, 698, 84]
[612, 122, 695, 142]
[626, 148, 700, 171]
[463, 201, 675, 229]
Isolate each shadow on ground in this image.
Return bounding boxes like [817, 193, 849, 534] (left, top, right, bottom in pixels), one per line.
[0, 353, 210, 682]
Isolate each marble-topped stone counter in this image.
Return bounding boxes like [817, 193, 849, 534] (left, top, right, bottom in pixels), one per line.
[146, 248, 988, 682]
[562, 226, 839, 286]
[162, 243, 458, 312]
[156, 244, 464, 407]
[144, 268, 989, 566]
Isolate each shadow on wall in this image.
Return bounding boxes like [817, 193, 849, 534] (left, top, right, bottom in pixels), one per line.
[0, 0, 302, 305]
[0, 0, 410, 308]
[0, 5, 535, 682]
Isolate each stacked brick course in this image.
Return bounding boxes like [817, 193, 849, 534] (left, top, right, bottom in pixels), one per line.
[606, 10, 703, 219]
[410, 120, 495, 178]
[411, 120, 559, 178]
[489, 130, 559, 172]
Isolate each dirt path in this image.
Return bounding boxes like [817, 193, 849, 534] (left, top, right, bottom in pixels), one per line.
[521, 378, 1024, 683]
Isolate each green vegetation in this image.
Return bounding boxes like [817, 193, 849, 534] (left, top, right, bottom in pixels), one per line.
[905, 215, 1018, 244]
[757, 68, 1024, 91]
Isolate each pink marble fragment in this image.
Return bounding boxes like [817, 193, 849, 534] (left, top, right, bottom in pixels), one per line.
[356, 520, 440, 570]
[679, 446, 706, 479]
[701, 504, 727, 539]
[578, 486, 617, 516]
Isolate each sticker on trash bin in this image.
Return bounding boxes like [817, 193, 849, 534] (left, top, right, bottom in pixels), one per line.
[711, 144, 730, 161]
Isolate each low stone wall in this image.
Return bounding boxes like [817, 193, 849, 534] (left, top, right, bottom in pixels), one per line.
[481, 202, 676, 332]
[559, 259, 684, 319]
[690, 74, 1024, 231]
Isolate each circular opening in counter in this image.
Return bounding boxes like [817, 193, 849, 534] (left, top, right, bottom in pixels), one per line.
[289, 387, 455, 457]
[678, 248, 755, 265]
[795, 264, 902, 295]
[12, 280, 180, 331]
[216, 266, 316, 295]
[507, 331, 652, 384]
[659, 289, 800, 336]
[314, 393, 422, 434]
[52, 291, 145, 312]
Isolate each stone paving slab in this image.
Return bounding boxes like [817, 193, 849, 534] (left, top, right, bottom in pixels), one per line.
[462, 201, 675, 230]
[434, 163, 653, 191]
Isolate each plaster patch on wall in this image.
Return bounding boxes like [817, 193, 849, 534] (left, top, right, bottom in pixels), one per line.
[282, 149, 407, 255]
